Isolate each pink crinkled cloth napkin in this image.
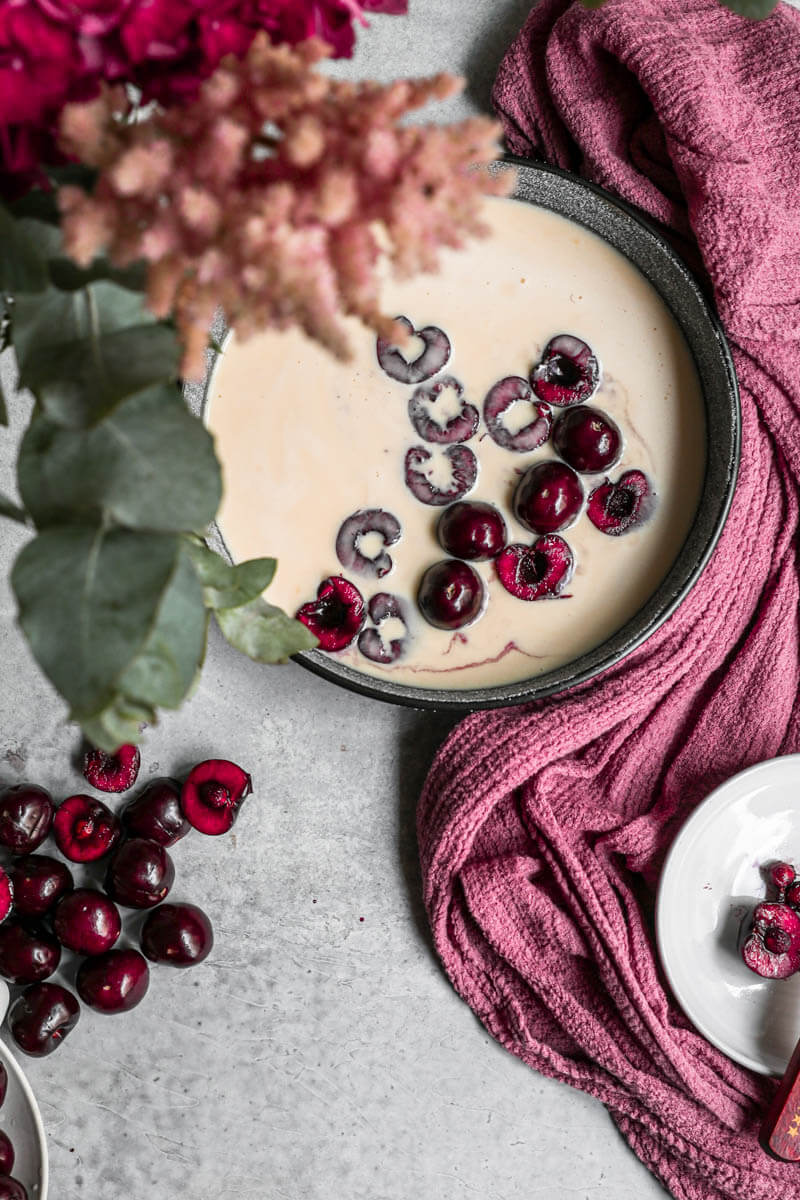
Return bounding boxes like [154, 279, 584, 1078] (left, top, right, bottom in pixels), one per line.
[417, 1, 800, 1198]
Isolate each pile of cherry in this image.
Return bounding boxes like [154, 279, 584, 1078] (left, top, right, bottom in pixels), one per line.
[295, 321, 655, 659]
[0, 750, 251, 1054]
[742, 861, 800, 980]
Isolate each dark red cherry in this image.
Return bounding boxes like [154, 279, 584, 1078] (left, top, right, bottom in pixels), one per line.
[0, 1175, 27, 1200]
[0, 1064, 6, 1108]
[0, 870, 11, 926]
[53, 794, 121, 862]
[404, 444, 478, 506]
[0, 785, 53, 855]
[54, 888, 121, 956]
[335, 509, 401, 579]
[0, 920, 60, 984]
[141, 903, 214, 967]
[743, 902, 800, 979]
[0, 1133, 14, 1176]
[8, 855, 73, 918]
[772, 862, 796, 892]
[496, 537, 574, 601]
[587, 470, 653, 535]
[296, 576, 365, 651]
[82, 744, 141, 792]
[483, 376, 551, 452]
[408, 375, 479, 444]
[531, 334, 600, 406]
[552, 405, 622, 473]
[513, 461, 583, 535]
[438, 501, 507, 561]
[376, 316, 450, 384]
[121, 778, 190, 847]
[77, 948, 149, 1013]
[180, 760, 253, 836]
[105, 838, 174, 908]
[8, 982, 80, 1056]
[417, 560, 485, 630]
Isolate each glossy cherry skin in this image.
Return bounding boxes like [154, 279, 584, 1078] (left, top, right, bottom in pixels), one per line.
[53, 794, 121, 863]
[0, 1133, 14, 1176]
[552, 405, 622, 474]
[417, 560, 485, 630]
[437, 501, 507, 562]
[0, 871, 11, 927]
[121, 778, 190, 848]
[54, 888, 121, 956]
[8, 855, 73, 918]
[0, 1176, 27, 1200]
[105, 838, 175, 908]
[0, 920, 60, 984]
[513, 461, 584, 535]
[0, 1062, 6, 1108]
[141, 903, 214, 968]
[8, 982, 80, 1056]
[0, 785, 53, 855]
[77, 948, 150, 1013]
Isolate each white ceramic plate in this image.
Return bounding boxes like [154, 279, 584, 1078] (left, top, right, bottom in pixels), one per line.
[0, 982, 48, 1199]
[657, 755, 800, 1076]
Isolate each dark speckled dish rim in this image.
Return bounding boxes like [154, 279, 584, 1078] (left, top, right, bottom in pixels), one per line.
[188, 158, 740, 712]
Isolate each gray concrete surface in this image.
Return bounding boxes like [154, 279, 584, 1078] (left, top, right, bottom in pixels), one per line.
[0, 4, 690, 1197]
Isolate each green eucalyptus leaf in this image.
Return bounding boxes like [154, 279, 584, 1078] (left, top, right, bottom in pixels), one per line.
[718, 0, 777, 14]
[0, 206, 48, 294]
[45, 165, 99, 192]
[78, 696, 157, 754]
[12, 523, 182, 718]
[185, 540, 277, 609]
[0, 492, 27, 524]
[215, 597, 317, 663]
[13, 283, 179, 427]
[9, 189, 60, 225]
[19, 385, 221, 533]
[117, 550, 208, 710]
[48, 256, 147, 293]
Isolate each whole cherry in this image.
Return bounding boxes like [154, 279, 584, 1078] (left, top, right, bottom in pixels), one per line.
[121, 778, 190, 848]
[8, 855, 73, 918]
[0, 920, 60, 984]
[77, 949, 150, 1014]
[9, 982, 80, 1056]
[417, 560, 485, 631]
[105, 839, 175, 909]
[0, 785, 53, 855]
[54, 889, 121, 956]
[513, 461, 584, 535]
[141, 903, 214, 968]
[0, 1133, 14, 1176]
[0, 1176, 27, 1200]
[437, 501, 507, 562]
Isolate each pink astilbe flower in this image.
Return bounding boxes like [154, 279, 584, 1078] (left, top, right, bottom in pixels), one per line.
[0, 0, 407, 192]
[58, 34, 514, 378]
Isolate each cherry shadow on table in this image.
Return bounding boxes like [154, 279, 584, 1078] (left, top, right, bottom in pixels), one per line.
[395, 710, 462, 959]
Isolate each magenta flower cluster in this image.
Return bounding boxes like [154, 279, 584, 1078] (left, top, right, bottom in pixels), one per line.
[0, 0, 405, 187]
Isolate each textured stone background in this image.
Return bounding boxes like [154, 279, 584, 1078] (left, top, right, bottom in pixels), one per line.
[0, 0, 752, 1195]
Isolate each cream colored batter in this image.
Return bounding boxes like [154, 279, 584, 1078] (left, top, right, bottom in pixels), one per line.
[206, 196, 705, 690]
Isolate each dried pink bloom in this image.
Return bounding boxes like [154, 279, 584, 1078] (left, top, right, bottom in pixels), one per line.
[58, 33, 514, 379]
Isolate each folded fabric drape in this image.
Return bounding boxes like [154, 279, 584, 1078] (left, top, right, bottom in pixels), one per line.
[418, 2, 800, 1196]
